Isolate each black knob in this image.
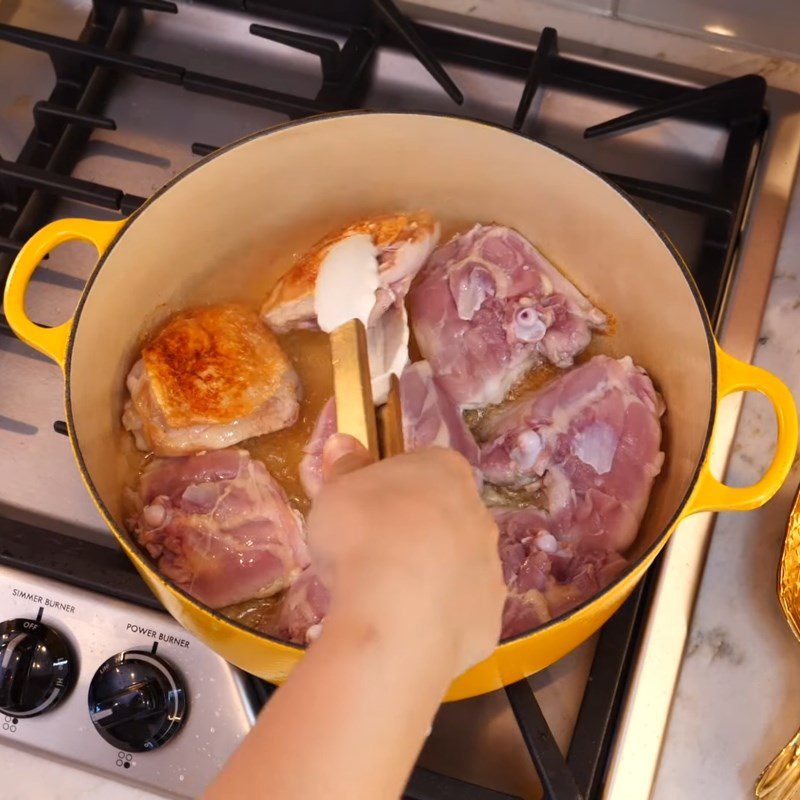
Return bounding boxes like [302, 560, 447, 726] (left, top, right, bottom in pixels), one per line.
[0, 618, 74, 718]
[88, 650, 187, 752]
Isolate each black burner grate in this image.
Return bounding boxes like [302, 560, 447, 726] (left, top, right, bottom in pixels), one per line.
[0, 2, 768, 798]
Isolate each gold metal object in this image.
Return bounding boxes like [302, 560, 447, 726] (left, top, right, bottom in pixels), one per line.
[378, 373, 405, 458]
[329, 318, 379, 460]
[756, 491, 800, 799]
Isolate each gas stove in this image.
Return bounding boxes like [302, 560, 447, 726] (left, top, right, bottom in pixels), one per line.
[0, 1, 798, 799]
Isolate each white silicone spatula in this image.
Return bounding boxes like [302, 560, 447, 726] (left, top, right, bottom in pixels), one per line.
[314, 233, 382, 459]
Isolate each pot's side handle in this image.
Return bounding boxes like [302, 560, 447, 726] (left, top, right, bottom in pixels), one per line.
[3, 218, 125, 370]
[686, 345, 798, 514]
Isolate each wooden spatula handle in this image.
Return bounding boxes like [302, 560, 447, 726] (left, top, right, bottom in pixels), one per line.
[329, 318, 379, 460]
[378, 373, 405, 458]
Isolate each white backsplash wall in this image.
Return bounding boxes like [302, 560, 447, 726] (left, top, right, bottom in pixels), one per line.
[541, 0, 615, 13]
[403, 0, 800, 94]
[539, 0, 800, 59]
[617, 0, 800, 60]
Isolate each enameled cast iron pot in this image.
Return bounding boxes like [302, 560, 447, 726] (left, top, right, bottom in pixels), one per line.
[4, 113, 797, 701]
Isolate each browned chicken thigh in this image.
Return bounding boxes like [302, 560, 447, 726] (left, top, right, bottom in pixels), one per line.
[260, 212, 439, 334]
[123, 304, 300, 455]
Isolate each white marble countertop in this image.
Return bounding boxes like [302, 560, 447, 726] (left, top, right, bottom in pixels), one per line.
[652, 155, 800, 797]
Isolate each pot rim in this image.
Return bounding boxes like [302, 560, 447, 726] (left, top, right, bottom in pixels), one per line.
[63, 109, 718, 649]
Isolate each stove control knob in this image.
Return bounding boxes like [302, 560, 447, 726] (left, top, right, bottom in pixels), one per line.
[0, 618, 74, 717]
[88, 650, 187, 752]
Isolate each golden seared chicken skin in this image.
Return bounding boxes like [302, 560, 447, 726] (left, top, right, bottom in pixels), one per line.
[260, 212, 440, 334]
[123, 304, 300, 455]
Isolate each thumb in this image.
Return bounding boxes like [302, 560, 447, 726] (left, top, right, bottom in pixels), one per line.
[322, 433, 375, 482]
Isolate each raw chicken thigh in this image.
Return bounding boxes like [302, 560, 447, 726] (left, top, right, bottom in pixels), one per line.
[128, 449, 309, 609]
[297, 399, 337, 500]
[481, 355, 664, 551]
[408, 225, 607, 408]
[261, 212, 440, 334]
[123, 304, 300, 456]
[478, 355, 665, 638]
[496, 506, 628, 637]
[299, 360, 481, 499]
[399, 360, 481, 470]
[274, 569, 330, 645]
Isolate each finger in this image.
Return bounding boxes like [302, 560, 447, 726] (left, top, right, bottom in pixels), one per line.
[322, 433, 375, 482]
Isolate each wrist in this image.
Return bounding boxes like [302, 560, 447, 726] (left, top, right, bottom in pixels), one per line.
[319, 603, 459, 693]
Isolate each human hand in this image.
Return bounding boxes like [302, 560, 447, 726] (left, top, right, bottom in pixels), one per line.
[307, 434, 506, 679]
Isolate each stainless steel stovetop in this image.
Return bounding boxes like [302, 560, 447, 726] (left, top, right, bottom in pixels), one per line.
[0, 564, 256, 797]
[1, 2, 799, 798]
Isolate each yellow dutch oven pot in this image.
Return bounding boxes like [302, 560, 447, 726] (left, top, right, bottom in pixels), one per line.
[3, 113, 797, 701]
